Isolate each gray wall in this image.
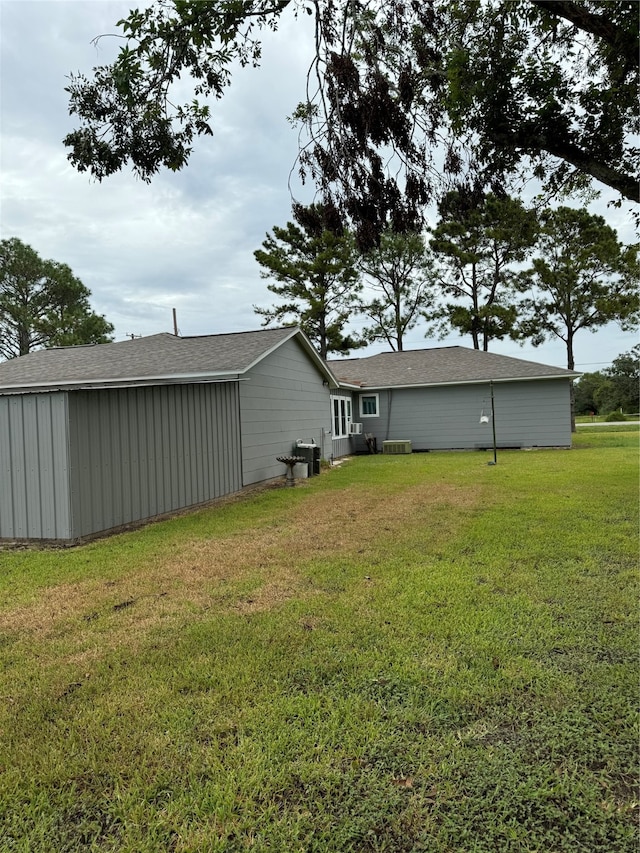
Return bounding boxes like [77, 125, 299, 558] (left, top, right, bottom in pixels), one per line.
[350, 380, 572, 451]
[67, 382, 242, 539]
[240, 337, 332, 484]
[0, 393, 72, 540]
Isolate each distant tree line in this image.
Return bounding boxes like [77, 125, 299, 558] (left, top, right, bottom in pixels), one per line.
[253, 198, 639, 374]
[574, 347, 639, 415]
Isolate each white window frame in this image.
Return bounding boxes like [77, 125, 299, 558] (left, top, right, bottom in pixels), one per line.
[359, 393, 380, 418]
[332, 395, 352, 439]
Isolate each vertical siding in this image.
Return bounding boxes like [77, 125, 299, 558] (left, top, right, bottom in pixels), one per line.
[240, 338, 332, 485]
[353, 379, 572, 450]
[67, 382, 242, 539]
[331, 435, 354, 458]
[0, 393, 71, 539]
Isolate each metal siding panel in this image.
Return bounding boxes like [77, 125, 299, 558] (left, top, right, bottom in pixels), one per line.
[152, 387, 164, 513]
[23, 398, 43, 538]
[170, 387, 183, 512]
[128, 392, 142, 521]
[35, 396, 55, 537]
[219, 385, 229, 494]
[224, 382, 241, 496]
[194, 387, 204, 502]
[175, 387, 184, 504]
[109, 392, 124, 528]
[201, 386, 212, 500]
[233, 384, 242, 490]
[0, 398, 24, 537]
[0, 394, 70, 540]
[170, 387, 181, 507]
[155, 387, 167, 510]
[137, 390, 150, 519]
[184, 386, 194, 504]
[9, 398, 28, 537]
[204, 385, 214, 497]
[190, 386, 202, 503]
[227, 383, 241, 493]
[50, 395, 71, 538]
[218, 383, 230, 494]
[188, 387, 198, 502]
[118, 391, 133, 525]
[68, 393, 87, 537]
[146, 388, 157, 517]
[0, 399, 14, 535]
[93, 393, 106, 529]
[13, 383, 242, 540]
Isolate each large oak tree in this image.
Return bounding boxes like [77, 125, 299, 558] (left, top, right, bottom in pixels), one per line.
[64, 1, 638, 245]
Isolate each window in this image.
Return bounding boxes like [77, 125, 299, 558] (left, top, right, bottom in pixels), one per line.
[332, 395, 352, 438]
[360, 394, 379, 417]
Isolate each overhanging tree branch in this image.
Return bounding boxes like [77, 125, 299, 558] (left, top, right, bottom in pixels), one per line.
[531, 0, 639, 66]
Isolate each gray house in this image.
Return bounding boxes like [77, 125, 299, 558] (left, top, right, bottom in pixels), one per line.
[0, 328, 338, 542]
[0, 330, 578, 543]
[328, 346, 579, 455]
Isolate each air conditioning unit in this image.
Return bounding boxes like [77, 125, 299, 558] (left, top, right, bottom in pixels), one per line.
[383, 440, 412, 454]
[349, 422, 363, 435]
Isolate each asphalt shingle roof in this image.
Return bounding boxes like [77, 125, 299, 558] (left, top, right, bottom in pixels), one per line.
[328, 346, 578, 388]
[0, 332, 576, 395]
[0, 328, 303, 392]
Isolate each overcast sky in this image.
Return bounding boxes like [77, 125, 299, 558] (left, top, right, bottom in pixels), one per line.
[1, 0, 637, 372]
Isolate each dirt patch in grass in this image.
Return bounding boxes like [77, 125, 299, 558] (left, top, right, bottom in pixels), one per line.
[0, 480, 481, 641]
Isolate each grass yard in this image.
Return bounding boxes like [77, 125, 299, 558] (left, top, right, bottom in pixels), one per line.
[0, 428, 638, 852]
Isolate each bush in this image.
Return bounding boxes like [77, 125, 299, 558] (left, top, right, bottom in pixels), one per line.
[606, 410, 627, 421]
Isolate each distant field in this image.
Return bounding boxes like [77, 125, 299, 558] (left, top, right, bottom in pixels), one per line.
[1, 430, 638, 852]
[575, 414, 639, 423]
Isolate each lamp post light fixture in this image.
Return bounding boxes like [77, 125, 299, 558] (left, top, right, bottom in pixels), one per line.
[480, 381, 497, 465]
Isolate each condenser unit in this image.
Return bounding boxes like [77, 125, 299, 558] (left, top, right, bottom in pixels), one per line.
[349, 422, 363, 435]
[382, 440, 412, 455]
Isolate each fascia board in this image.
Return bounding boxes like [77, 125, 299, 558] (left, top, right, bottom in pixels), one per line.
[335, 382, 363, 391]
[352, 373, 581, 391]
[0, 373, 242, 395]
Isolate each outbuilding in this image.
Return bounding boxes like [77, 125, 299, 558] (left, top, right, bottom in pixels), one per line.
[0, 328, 337, 542]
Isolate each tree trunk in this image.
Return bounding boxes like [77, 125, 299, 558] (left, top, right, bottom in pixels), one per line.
[18, 325, 30, 357]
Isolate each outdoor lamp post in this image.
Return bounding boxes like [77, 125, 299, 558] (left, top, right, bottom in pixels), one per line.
[480, 380, 497, 465]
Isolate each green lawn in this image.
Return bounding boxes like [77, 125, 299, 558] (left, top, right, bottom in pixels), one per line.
[1, 429, 638, 852]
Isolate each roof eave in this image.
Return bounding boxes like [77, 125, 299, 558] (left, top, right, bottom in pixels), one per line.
[0, 372, 242, 395]
[341, 373, 580, 391]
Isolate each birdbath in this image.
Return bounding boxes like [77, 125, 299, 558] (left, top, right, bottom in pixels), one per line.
[276, 455, 306, 487]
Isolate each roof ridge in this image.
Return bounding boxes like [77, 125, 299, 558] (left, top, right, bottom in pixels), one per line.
[179, 326, 296, 341]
